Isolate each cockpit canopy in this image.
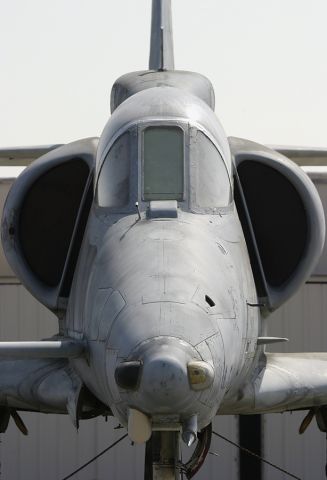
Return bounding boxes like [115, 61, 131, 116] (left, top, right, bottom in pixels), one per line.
[96, 123, 232, 214]
[96, 86, 232, 215]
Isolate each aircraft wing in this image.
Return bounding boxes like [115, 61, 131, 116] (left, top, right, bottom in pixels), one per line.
[219, 352, 327, 415]
[0, 145, 62, 166]
[269, 145, 327, 166]
[0, 340, 110, 434]
[3, 144, 326, 166]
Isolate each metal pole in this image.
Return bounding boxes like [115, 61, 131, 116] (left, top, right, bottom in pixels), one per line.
[145, 431, 180, 480]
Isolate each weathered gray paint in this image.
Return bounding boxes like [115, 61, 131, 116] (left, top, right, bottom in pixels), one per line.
[149, 0, 174, 71]
[110, 70, 216, 113]
[1, 283, 327, 479]
[0, 0, 327, 477]
[0, 145, 62, 166]
[302, 166, 327, 277]
[0, 284, 239, 479]
[0, 340, 86, 358]
[272, 146, 327, 167]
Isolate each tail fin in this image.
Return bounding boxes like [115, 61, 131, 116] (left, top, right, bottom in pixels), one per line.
[149, 0, 174, 71]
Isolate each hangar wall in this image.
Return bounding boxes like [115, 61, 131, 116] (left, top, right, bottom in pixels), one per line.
[265, 284, 327, 480]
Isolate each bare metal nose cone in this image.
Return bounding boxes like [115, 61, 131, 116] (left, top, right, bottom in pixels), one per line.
[142, 350, 189, 407]
[139, 340, 196, 412]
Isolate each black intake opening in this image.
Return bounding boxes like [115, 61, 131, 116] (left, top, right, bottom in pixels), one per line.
[237, 160, 308, 288]
[19, 159, 90, 287]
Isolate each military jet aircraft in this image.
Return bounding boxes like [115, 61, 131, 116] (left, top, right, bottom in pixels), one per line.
[0, 0, 327, 478]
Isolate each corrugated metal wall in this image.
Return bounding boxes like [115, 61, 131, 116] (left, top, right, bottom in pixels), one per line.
[264, 283, 327, 480]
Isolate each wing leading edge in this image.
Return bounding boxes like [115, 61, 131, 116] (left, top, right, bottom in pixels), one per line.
[0, 340, 110, 434]
[0, 145, 62, 166]
[270, 146, 327, 166]
[219, 353, 327, 415]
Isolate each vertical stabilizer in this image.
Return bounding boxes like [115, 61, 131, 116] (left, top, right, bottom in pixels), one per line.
[149, 0, 174, 71]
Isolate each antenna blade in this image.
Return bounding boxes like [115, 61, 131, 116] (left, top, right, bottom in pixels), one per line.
[149, 0, 174, 71]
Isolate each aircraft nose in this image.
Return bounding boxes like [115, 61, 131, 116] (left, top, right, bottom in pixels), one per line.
[135, 338, 213, 413]
[141, 347, 189, 409]
[114, 338, 215, 415]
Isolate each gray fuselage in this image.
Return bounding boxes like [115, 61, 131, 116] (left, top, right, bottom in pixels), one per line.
[66, 86, 259, 431]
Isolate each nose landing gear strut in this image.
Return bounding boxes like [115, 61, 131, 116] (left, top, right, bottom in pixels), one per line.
[144, 424, 212, 479]
[145, 431, 180, 480]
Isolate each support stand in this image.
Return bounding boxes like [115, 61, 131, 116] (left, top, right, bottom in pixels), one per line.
[145, 431, 181, 480]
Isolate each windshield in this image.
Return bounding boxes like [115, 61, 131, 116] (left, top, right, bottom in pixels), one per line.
[143, 126, 184, 201]
[192, 131, 231, 209]
[97, 132, 130, 208]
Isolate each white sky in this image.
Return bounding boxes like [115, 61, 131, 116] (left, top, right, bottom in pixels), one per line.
[0, 0, 326, 148]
